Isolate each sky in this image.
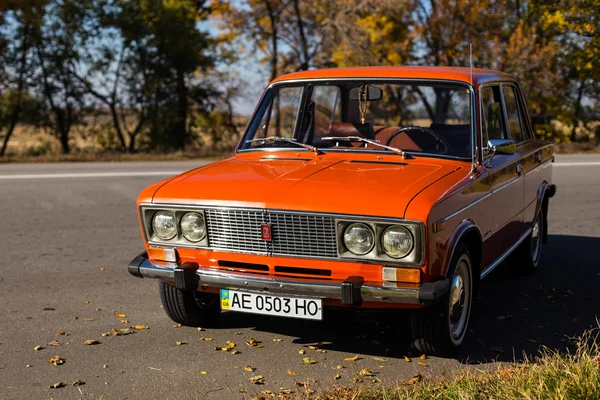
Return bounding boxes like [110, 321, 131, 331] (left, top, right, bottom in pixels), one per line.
[200, 18, 269, 116]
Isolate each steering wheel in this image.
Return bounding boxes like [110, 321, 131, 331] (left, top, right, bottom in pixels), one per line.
[385, 126, 453, 155]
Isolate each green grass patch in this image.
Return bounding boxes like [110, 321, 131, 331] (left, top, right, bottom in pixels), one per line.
[314, 327, 600, 400]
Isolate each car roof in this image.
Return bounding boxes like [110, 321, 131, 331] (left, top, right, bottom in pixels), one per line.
[271, 66, 516, 86]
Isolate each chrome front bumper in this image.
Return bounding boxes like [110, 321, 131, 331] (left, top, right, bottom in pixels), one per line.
[128, 252, 449, 307]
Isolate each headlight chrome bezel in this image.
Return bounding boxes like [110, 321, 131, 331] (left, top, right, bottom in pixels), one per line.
[142, 206, 209, 247]
[336, 218, 423, 265]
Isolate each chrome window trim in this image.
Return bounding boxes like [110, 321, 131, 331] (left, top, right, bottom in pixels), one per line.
[139, 204, 425, 266]
[479, 80, 535, 163]
[238, 78, 476, 164]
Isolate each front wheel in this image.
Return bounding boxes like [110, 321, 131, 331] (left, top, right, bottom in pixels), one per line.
[411, 243, 473, 356]
[159, 281, 220, 327]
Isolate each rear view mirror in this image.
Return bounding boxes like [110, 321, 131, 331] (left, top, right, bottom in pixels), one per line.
[350, 86, 382, 101]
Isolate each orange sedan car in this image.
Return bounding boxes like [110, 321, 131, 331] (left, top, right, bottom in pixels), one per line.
[128, 67, 556, 356]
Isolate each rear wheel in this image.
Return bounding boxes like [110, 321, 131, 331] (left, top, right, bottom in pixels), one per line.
[411, 243, 473, 356]
[513, 210, 543, 274]
[159, 281, 220, 327]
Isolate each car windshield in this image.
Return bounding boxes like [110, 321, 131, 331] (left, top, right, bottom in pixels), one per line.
[239, 81, 473, 158]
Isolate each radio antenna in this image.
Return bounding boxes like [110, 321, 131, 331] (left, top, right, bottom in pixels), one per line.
[469, 42, 473, 85]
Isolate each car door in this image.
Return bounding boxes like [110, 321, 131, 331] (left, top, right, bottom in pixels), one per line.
[505, 84, 547, 228]
[480, 83, 525, 268]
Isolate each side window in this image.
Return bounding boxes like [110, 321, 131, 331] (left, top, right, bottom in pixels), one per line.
[481, 85, 507, 145]
[502, 86, 525, 142]
[311, 85, 341, 137]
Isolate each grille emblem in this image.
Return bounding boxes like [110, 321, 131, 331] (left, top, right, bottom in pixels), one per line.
[261, 224, 272, 241]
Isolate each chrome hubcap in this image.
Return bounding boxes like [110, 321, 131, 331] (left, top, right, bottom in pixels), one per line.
[448, 258, 470, 341]
[531, 214, 542, 264]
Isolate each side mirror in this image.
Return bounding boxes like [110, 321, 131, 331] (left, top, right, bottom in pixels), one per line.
[484, 139, 515, 167]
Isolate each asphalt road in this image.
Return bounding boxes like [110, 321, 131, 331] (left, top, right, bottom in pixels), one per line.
[0, 155, 599, 399]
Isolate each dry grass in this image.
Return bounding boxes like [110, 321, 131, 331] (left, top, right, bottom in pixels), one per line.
[311, 326, 600, 400]
[2, 119, 599, 162]
[0, 124, 234, 163]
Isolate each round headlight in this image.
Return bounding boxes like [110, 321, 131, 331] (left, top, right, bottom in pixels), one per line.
[343, 223, 375, 255]
[180, 212, 206, 242]
[152, 211, 177, 240]
[381, 225, 413, 258]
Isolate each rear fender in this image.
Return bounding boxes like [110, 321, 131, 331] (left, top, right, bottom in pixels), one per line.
[535, 182, 552, 244]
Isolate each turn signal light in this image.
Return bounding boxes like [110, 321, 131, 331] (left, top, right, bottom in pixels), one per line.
[382, 267, 421, 283]
[147, 247, 177, 262]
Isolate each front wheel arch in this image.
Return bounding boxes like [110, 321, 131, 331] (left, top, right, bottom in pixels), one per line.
[443, 221, 482, 285]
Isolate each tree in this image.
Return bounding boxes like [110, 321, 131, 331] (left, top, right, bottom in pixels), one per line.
[0, 1, 39, 156]
[107, 0, 218, 151]
[211, 0, 323, 81]
[319, 0, 414, 67]
[31, 0, 90, 154]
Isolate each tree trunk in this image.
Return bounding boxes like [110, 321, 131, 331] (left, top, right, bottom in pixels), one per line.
[264, 0, 279, 82]
[0, 22, 30, 157]
[570, 78, 585, 142]
[292, 0, 309, 71]
[109, 104, 127, 150]
[174, 69, 188, 150]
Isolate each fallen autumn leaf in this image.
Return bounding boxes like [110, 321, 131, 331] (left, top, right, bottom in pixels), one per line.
[401, 374, 423, 385]
[48, 356, 65, 366]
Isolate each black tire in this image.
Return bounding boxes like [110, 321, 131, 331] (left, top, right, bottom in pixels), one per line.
[512, 210, 543, 274]
[159, 281, 220, 327]
[411, 243, 473, 356]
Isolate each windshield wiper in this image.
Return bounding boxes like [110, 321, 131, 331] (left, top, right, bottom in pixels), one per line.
[320, 136, 408, 158]
[246, 136, 322, 155]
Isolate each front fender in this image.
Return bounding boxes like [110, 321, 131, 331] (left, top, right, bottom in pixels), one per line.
[440, 219, 482, 278]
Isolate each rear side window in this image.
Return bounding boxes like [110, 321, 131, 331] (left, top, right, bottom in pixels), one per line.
[481, 85, 507, 144]
[502, 86, 527, 142]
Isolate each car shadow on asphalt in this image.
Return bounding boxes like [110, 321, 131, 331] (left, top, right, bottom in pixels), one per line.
[215, 234, 599, 363]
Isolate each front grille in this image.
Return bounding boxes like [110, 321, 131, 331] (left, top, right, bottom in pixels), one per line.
[204, 208, 338, 258]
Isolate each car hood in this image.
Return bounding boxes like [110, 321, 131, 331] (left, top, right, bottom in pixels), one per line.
[151, 156, 461, 218]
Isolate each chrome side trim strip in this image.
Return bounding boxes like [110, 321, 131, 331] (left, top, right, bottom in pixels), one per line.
[136, 259, 421, 304]
[435, 192, 492, 224]
[480, 227, 531, 279]
[524, 158, 552, 176]
[491, 175, 521, 194]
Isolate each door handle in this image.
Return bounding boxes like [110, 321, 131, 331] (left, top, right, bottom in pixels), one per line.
[516, 164, 523, 175]
[535, 152, 543, 163]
